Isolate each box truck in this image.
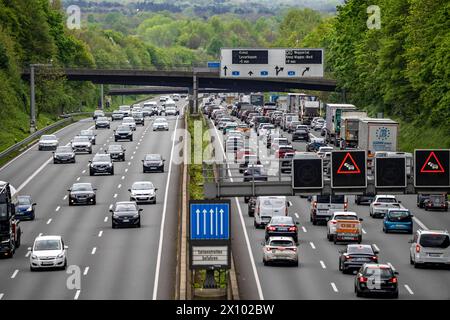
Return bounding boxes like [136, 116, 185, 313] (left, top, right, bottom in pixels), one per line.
[324, 104, 357, 146]
[357, 118, 399, 155]
[339, 111, 368, 149]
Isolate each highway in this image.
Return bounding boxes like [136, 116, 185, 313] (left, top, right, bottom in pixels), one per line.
[0, 98, 186, 300]
[207, 103, 450, 300]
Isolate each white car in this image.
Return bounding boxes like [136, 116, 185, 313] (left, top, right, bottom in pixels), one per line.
[262, 236, 298, 266]
[153, 118, 169, 131]
[326, 211, 363, 241]
[317, 146, 333, 157]
[38, 135, 59, 151]
[71, 135, 92, 154]
[129, 181, 157, 204]
[409, 229, 450, 268]
[165, 106, 178, 116]
[369, 195, 403, 218]
[122, 117, 137, 131]
[160, 96, 169, 102]
[254, 196, 291, 228]
[29, 235, 68, 271]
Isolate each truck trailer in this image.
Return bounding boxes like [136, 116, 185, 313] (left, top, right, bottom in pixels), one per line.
[324, 103, 357, 146]
[0, 181, 21, 258]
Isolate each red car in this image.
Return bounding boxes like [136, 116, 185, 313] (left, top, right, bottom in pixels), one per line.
[236, 148, 255, 160]
[275, 145, 295, 159]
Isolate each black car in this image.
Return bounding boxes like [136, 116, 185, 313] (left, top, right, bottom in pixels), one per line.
[142, 154, 165, 173]
[424, 194, 448, 211]
[89, 154, 114, 176]
[243, 166, 268, 182]
[107, 145, 126, 162]
[355, 195, 375, 205]
[281, 152, 294, 174]
[416, 194, 430, 208]
[265, 216, 298, 243]
[114, 125, 133, 142]
[132, 112, 145, 126]
[292, 129, 310, 142]
[15, 195, 36, 220]
[248, 197, 256, 217]
[354, 264, 399, 298]
[339, 244, 379, 274]
[68, 183, 96, 206]
[53, 146, 76, 164]
[110, 201, 142, 228]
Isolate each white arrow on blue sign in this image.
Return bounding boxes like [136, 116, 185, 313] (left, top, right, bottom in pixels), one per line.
[190, 203, 230, 240]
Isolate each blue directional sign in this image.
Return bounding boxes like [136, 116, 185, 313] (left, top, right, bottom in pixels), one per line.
[260, 71, 268, 76]
[207, 61, 220, 68]
[190, 202, 230, 240]
[231, 71, 240, 76]
[288, 71, 296, 76]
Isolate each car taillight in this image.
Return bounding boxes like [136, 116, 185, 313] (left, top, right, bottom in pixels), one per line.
[389, 277, 398, 284]
[288, 226, 297, 231]
[416, 244, 421, 253]
[331, 221, 337, 225]
[313, 201, 317, 209]
[267, 226, 276, 231]
[371, 256, 378, 261]
[373, 203, 380, 206]
[359, 276, 368, 283]
[344, 202, 348, 210]
[344, 255, 350, 260]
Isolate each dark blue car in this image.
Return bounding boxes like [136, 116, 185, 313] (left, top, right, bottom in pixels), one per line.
[383, 209, 413, 234]
[15, 195, 36, 220]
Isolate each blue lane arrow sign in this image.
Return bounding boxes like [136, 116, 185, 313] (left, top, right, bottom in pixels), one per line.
[231, 71, 240, 76]
[190, 202, 230, 240]
[288, 71, 296, 76]
[260, 71, 268, 76]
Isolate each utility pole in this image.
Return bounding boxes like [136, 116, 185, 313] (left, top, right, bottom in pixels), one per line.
[30, 63, 52, 133]
[100, 84, 104, 110]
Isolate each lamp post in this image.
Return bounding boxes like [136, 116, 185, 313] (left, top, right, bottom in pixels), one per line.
[30, 63, 52, 133]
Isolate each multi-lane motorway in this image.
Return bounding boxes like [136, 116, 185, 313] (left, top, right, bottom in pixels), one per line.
[0, 98, 186, 300]
[207, 103, 450, 300]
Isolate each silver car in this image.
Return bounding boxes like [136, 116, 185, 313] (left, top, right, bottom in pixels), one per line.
[71, 136, 92, 154]
[410, 229, 450, 268]
[128, 181, 157, 204]
[38, 135, 59, 151]
[262, 236, 298, 266]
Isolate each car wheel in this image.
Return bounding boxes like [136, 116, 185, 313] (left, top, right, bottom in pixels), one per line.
[383, 227, 388, 233]
[89, 150, 92, 154]
[425, 207, 428, 211]
[293, 260, 299, 267]
[137, 221, 141, 228]
[414, 262, 421, 269]
[312, 218, 317, 226]
[115, 139, 118, 142]
[358, 235, 362, 244]
[16, 230, 21, 248]
[31, 213, 35, 220]
[89, 170, 94, 176]
[143, 167, 147, 173]
[112, 224, 116, 229]
[30, 266, 36, 272]
[356, 288, 363, 297]
[111, 168, 114, 175]
[92, 199, 96, 205]
[339, 260, 343, 271]
[410, 255, 414, 265]
[130, 137, 133, 141]
[253, 220, 259, 228]
[333, 234, 337, 244]
[62, 259, 67, 270]
[391, 291, 399, 299]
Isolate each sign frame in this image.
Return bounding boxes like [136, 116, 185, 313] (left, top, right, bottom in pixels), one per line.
[414, 149, 450, 188]
[292, 158, 324, 190]
[190, 245, 230, 270]
[331, 150, 367, 189]
[375, 156, 407, 188]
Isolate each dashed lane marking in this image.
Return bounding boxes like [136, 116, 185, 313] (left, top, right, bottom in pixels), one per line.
[83, 267, 89, 276]
[98, 230, 103, 237]
[104, 217, 108, 222]
[404, 284, 414, 295]
[55, 206, 60, 212]
[320, 260, 327, 269]
[46, 218, 52, 225]
[91, 247, 97, 255]
[74, 290, 81, 300]
[302, 226, 307, 233]
[310, 242, 316, 249]
[331, 282, 339, 292]
[11, 270, 19, 279]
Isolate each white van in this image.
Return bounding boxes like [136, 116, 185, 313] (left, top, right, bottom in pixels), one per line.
[310, 195, 347, 225]
[254, 196, 292, 228]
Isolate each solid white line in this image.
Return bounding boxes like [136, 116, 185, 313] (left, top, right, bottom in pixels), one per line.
[331, 282, 339, 292]
[63, 195, 67, 200]
[310, 242, 316, 249]
[104, 216, 108, 222]
[25, 251, 31, 258]
[413, 217, 429, 230]
[16, 157, 52, 193]
[74, 290, 81, 300]
[113, 194, 117, 198]
[98, 230, 103, 237]
[320, 260, 327, 269]
[302, 226, 307, 233]
[117, 184, 121, 189]
[0, 293, 3, 300]
[91, 247, 96, 255]
[83, 267, 89, 276]
[55, 206, 60, 212]
[404, 284, 414, 295]
[362, 228, 367, 234]
[11, 270, 19, 279]
[153, 116, 179, 300]
[211, 119, 264, 300]
[46, 218, 52, 225]
[372, 244, 380, 252]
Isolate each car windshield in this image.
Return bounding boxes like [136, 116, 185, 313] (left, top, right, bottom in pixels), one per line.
[72, 184, 93, 192]
[154, 118, 167, 123]
[115, 203, 137, 211]
[419, 234, 450, 248]
[97, 117, 108, 121]
[34, 239, 61, 251]
[108, 145, 122, 152]
[262, 199, 284, 208]
[348, 246, 374, 255]
[388, 211, 411, 222]
[296, 129, 308, 134]
[334, 215, 358, 220]
[270, 240, 294, 247]
[378, 197, 397, 203]
[117, 125, 130, 131]
[429, 195, 445, 203]
[132, 182, 154, 190]
[145, 154, 161, 161]
[270, 216, 293, 225]
[363, 267, 393, 278]
[73, 136, 89, 142]
[17, 196, 31, 205]
[56, 146, 72, 153]
[113, 111, 122, 114]
[93, 155, 110, 162]
[319, 147, 333, 152]
[41, 135, 56, 141]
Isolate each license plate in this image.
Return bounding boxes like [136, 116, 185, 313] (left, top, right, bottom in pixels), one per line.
[42, 262, 53, 266]
[150, 167, 157, 169]
[354, 258, 367, 261]
[123, 219, 129, 222]
[278, 228, 288, 232]
[429, 253, 441, 257]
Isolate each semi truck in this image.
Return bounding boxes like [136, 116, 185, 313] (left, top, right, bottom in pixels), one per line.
[0, 181, 21, 258]
[339, 111, 368, 149]
[324, 104, 357, 146]
[357, 118, 399, 155]
[287, 93, 320, 124]
[250, 93, 264, 107]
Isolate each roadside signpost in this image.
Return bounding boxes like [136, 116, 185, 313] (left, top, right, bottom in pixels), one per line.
[220, 48, 324, 78]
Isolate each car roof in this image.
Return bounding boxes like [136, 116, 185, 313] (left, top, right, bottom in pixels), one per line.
[72, 182, 92, 187]
[35, 235, 62, 241]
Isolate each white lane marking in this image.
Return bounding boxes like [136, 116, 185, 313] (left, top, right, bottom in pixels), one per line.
[387, 262, 396, 271]
[76, 177, 80, 181]
[25, 251, 31, 258]
[38, 233, 43, 237]
[82, 170, 86, 174]
[63, 195, 67, 200]
[46, 218, 52, 225]
[413, 217, 429, 230]
[74, 290, 81, 300]
[131, 156, 134, 160]
[113, 193, 117, 198]
[125, 168, 129, 173]
[16, 157, 52, 193]
[153, 116, 179, 300]
[128, 162, 131, 166]
[133, 151, 136, 155]
[404, 284, 414, 295]
[55, 206, 60, 212]
[121, 176, 125, 180]
[331, 282, 339, 292]
[294, 213, 299, 219]
[302, 226, 307, 233]
[211, 119, 264, 300]
[104, 216, 108, 222]
[99, 147, 103, 151]
[372, 244, 380, 252]
[11, 270, 19, 279]
[117, 184, 121, 189]
[320, 260, 327, 269]
[310, 242, 316, 249]
[91, 247, 97, 255]
[0, 293, 3, 300]
[135, 146, 138, 150]
[98, 230, 103, 237]
[137, 142, 140, 146]
[83, 267, 89, 276]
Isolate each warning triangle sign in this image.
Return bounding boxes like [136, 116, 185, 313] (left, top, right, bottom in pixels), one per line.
[337, 152, 361, 174]
[420, 151, 445, 173]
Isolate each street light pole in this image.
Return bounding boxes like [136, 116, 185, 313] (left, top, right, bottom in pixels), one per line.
[29, 63, 52, 133]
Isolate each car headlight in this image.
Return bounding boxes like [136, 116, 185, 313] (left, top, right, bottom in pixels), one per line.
[119, 153, 123, 155]
[27, 207, 33, 212]
[31, 255, 38, 260]
[57, 253, 64, 259]
[133, 213, 139, 218]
